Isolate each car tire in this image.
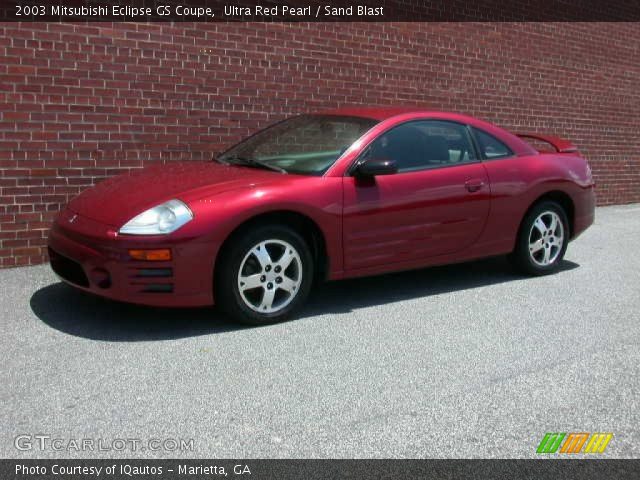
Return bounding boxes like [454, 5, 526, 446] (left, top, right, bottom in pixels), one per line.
[215, 224, 314, 325]
[511, 201, 570, 276]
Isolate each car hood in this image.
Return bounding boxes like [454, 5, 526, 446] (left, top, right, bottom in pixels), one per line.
[67, 162, 282, 227]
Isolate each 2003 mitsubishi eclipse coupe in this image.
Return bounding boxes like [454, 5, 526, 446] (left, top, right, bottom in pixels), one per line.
[48, 108, 595, 324]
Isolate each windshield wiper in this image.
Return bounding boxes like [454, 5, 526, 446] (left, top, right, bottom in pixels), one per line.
[221, 155, 287, 174]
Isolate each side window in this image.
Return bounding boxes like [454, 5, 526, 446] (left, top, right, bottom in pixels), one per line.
[473, 128, 513, 159]
[364, 120, 477, 173]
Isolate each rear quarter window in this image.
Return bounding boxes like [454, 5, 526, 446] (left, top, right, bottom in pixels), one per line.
[473, 128, 514, 160]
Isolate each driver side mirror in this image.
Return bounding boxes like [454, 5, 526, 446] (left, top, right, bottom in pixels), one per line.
[354, 158, 398, 177]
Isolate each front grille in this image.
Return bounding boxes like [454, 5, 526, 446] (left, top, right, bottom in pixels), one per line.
[48, 247, 90, 287]
[141, 284, 173, 293]
[135, 268, 173, 278]
[128, 266, 174, 294]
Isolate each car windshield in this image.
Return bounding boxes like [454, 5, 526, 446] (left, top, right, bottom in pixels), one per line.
[216, 115, 377, 175]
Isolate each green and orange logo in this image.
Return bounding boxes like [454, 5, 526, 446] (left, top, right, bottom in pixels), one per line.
[537, 432, 613, 454]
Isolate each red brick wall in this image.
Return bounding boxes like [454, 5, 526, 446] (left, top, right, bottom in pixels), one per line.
[1, 22, 639, 267]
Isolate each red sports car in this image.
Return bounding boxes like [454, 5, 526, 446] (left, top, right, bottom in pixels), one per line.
[48, 108, 595, 324]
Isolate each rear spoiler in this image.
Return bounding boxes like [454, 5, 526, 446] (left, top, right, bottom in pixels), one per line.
[515, 133, 578, 154]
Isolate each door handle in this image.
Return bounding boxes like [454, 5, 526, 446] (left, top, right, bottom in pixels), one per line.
[465, 179, 485, 193]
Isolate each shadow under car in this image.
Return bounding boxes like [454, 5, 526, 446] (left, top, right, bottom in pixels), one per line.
[30, 256, 579, 342]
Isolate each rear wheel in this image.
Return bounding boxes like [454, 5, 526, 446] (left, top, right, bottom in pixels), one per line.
[511, 201, 569, 275]
[216, 225, 313, 325]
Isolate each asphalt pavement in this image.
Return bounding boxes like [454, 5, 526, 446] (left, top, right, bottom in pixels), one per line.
[1, 204, 639, 458]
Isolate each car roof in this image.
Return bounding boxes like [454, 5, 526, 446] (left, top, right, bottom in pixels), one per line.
[316, 106, 489, 126]
[317, 106, 427, 121]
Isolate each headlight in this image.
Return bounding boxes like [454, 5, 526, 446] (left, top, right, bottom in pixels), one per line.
[119, 199, 193, 235]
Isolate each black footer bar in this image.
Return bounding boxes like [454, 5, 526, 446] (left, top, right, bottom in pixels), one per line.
[3, 459, 640, 480]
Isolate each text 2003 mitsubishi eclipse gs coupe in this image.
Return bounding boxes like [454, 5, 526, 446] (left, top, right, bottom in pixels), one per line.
[48, 108, 595, 324]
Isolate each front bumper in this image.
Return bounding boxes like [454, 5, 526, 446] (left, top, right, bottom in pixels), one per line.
[47, 211, 214, 307]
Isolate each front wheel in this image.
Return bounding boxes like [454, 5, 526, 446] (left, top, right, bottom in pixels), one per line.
[511, 201, 569, 276]
[216, 225, 314, 325]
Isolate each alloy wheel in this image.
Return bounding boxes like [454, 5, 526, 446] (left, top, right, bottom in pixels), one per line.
[528, 210, 564, 266]
[237, 239, 302, 313]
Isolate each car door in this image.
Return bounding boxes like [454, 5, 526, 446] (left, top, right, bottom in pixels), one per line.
[342, 120, 491, 272]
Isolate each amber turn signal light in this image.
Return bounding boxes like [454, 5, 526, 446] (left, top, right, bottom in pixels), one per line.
[128, 249, 172, 261]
